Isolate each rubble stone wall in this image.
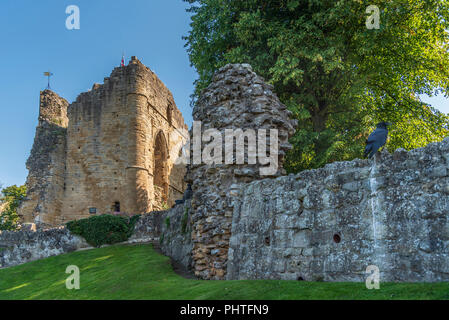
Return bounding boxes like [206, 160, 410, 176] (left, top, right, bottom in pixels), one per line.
[188, 64, 297, 279]
[0, 227, 89, 268]
[226, 142, 449, 282]
[0, 212, 165, 269]
[181, 63, 449, 282]
[159, 200, 193, 270]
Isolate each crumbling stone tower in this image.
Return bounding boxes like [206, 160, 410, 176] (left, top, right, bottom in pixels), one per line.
[20, 57, 188, 227]
[188, 64, 297, 279]
[18, 90, 69, 226]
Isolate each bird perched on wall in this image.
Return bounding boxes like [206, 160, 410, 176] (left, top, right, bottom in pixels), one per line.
[364, 122, 392, 159]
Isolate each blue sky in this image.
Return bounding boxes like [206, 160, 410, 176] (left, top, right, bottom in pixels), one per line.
[0, 0, 196, 188]
[0, 1, 448, 188]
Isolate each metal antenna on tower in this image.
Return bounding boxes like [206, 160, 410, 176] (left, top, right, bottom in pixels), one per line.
[43, 71, 53, 90]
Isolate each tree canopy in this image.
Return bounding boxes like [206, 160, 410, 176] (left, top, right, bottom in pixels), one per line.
[0, 184, 26, 231]
[184, 0, 449, 172]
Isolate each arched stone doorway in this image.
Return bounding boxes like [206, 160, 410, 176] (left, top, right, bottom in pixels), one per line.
[153, 131, 169, 207]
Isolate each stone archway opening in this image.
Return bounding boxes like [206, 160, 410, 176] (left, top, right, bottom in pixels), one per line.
[154, 131, 169, 208]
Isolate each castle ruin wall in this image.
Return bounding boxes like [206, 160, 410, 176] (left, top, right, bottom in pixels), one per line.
[180, 63, 449, 282]
[227, 144, 449, 282]
[19, 90, 69, 227]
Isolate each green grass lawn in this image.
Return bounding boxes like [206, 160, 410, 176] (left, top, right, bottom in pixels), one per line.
[0, 243, 448, 300]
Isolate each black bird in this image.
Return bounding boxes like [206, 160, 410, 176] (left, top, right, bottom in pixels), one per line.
[364, 122, 392, 159]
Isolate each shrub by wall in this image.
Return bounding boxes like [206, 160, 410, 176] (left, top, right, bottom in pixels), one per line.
[66, 214, 140, 247]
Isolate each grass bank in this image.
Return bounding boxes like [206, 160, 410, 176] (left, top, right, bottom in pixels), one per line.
[1, 244, 448, 300]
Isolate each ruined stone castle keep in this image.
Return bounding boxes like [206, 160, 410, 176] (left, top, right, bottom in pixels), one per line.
[4, 62, 448, 283]
[19, 57, 188, 227]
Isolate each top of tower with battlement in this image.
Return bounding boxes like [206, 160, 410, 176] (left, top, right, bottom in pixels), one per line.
[68, 56, 187, 131]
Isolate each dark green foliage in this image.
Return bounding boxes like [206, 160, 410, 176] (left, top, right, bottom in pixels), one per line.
[184, 0, 449, 172]
[165, 217, 170, 229]
[159, 233, 164, 245]
[0, 184, 26, 231]
[66, 214, 140, 247]
[181, 207, 189, 234]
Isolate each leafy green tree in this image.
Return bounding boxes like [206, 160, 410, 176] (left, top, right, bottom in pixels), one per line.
[184, 0, 449, 172]
[0, 184, 26, 231]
